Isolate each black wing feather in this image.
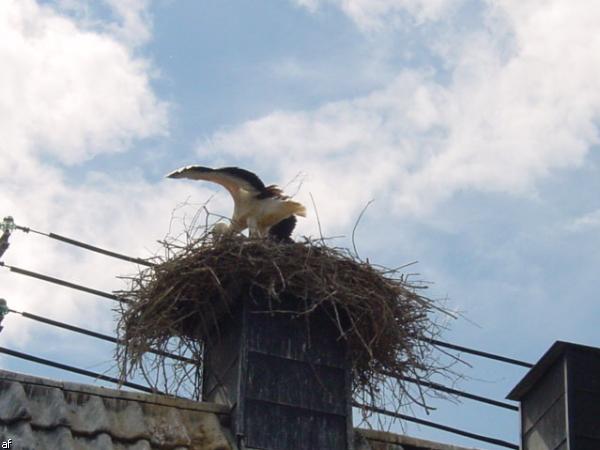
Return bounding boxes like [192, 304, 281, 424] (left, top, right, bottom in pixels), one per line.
[268, 215, 297, 243]
[216, 167, 266, 192]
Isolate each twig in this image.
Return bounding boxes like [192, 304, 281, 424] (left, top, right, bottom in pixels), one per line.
[351, 200, 374, 259]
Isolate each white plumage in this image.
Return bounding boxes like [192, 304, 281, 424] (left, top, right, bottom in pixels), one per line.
[166, 165, 306, 241]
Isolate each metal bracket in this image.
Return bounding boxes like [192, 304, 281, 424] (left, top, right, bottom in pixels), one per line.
[0, 299, 8, 334]
[0, 217, 16, 258]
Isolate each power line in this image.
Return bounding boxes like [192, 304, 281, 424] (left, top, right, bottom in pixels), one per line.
[383, 371, 518, 412]
[10, 304, 517, 414]
[1, 260, 533, 370]
[424, 338, 534, 368]
[353, 402, 519, 449]
[4, 220, 535, 370]
[5, 303, 515, 412]
[14, 224, 154, 267]
[0, 262, 125, 303]
[0, 346, 518, 449]
[9, 308, 197, 365]
[0, 346, 159, 395]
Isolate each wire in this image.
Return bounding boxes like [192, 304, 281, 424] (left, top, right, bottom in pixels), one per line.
[353, 402, 519, 449]
[382, 371, 518, 411]
[14, 224, 154, 267]
[9, 306, 517, 413]
[5, 221, 535, 369]
[0, 346, 160, 394]
[2, 261, 534, 369]
[0, 341, 518, 449]
[0, 262, 126, 303]
[9, 308, 197, 365]
[424, 337, 534, 368]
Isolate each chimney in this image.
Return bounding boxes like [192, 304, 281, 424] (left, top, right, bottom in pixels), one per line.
[202, 290, 354, 450]
[507, 341, 600, 450]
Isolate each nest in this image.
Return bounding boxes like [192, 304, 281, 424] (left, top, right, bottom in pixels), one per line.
[116, 219, 453, 412]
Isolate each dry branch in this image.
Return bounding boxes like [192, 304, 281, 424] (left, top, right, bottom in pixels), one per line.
[115, 214, 455, 413]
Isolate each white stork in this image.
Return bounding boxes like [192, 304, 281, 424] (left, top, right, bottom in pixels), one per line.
[166, 166, 306, 242]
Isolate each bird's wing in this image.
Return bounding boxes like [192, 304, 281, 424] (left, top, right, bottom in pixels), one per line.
[166, 166, 265, 200]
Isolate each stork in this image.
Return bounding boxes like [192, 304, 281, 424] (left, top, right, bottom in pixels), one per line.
[166, 166, 306, 242]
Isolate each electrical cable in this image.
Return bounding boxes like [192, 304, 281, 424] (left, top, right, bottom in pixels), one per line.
[424, 337, 533, 368]
[382, 371, 518, 411]
[13, 224, 154, 267]
[353, 401, 519, 449]
[1, 261, 534, 369]
[9, 308, 197, 365]
[11, 305, 517, 414]
[0, 346, 160, 394]
[1, 340, 518, 448]
[4, 220, 535, 369]
[0, 262, 126, 303]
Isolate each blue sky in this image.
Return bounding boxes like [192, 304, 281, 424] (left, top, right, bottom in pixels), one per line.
[2, 0, 600, 448]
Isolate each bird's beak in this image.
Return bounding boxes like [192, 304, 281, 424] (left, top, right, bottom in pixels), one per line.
[165, 170, 180, 179]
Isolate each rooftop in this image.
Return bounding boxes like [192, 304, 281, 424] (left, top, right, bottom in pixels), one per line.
[0, 369, 482, 450]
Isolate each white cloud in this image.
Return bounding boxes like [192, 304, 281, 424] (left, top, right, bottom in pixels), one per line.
[103, 0, 153, 47]
[198, 71, 446, 232]
[202, 0, 600, 230]
[56, 0, 153, 47]
[294, 0, 459, 30]
[0, 0, 175, 347]
[0, 0, 167, 169]
[566, 209, 600, 232]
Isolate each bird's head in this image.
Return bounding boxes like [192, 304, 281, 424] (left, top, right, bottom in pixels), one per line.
[165, 169, 185, 179]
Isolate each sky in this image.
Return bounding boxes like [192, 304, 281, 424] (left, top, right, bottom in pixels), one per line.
[1, 0, 600, 448]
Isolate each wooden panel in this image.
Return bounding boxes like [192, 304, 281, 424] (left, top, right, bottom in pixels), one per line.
[203, 292, 352, 450]
[567, 347, 600, 446]
[523, 395, 566, 450]
[244, 399, 348, 450]
[522, 359, 565, 433]
[246, 351, 347, 415]
[554, 441, 567, 450]
[571, 389, 600, 440]
[567, 347, 600, 392]
[246, 297, 347, 369]
[202, 305, 243, 404]
[571, 436, 600, 450]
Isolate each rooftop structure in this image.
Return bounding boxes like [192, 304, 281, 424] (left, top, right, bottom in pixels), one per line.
[0, 369, 481, 450]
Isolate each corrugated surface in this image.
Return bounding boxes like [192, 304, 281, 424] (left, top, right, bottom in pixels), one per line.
[0, 369, 234, 450]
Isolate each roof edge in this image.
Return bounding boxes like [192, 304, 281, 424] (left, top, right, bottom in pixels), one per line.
[507, 340, 600, 400]
[0, 369, 230, 415]
[357, 428, 482, 450]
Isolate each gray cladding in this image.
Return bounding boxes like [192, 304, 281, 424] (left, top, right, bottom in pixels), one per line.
[508, 341, 600, 450]
[203, 293, 353, 450]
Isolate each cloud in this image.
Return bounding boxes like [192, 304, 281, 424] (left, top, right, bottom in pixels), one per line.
[202, 0, 600, 230]
[294, 0, 459, 30]
[0, 0, 175, 347]
[566, 209, 600, 232]
[103, 0, 153, 47]
[55, 0, 153, 47]
[0, 0, 167, 169]
[198, 71, 446, 232]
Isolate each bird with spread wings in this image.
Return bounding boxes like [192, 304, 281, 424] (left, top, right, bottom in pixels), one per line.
[166, 166, 306, 242]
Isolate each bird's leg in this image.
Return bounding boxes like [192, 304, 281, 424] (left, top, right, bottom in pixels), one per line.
[247, 217, 262, 238]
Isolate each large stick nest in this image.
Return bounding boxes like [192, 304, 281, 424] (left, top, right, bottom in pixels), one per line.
[116, 226, 451, 410]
